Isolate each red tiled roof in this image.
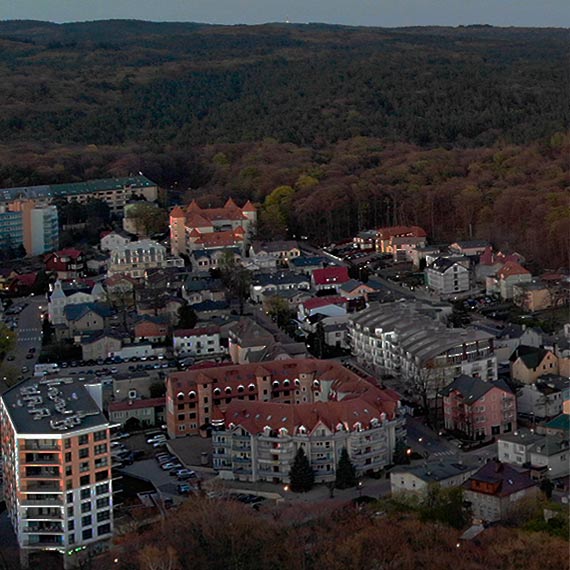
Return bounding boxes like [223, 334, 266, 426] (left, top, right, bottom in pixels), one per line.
[463, 461, 537, 497]
[377, 225, 427, 240]
[302, 296, 349, 311]
[497, 261, 530, 280]
[242, 200, 256, 212]
[170, 206, 185, 218]
[109, 397, 165, 412]
[312, 267, 350, 286]
[55, 248, 83, 259]
[195, 230, 244, 248]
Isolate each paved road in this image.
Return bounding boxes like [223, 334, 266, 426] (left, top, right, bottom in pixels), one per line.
[0, 296, 45, 391]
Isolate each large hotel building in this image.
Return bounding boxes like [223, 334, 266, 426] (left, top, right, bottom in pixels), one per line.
[166, 359, 406, 483]
[0, 377, 114, 568]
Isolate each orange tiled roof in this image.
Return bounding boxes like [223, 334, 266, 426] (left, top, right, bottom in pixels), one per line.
[497, 261, 530, 280]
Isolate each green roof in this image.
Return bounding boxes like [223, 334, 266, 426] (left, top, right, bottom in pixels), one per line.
[51, 176, 157, 197]
[543, 414, 570, 433]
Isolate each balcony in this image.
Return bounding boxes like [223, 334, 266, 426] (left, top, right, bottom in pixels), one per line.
[24, 509, 63, 520]
[22, 482, 62, 493]
[24, 468, 61, 480]
[231, 443, 251, 452]
[23, 522, 64, 534]
[22, 535, 64, 547]
[22, 454, 60, 466]
[21, 497, 63, 507]
[23, 442, 61, 452]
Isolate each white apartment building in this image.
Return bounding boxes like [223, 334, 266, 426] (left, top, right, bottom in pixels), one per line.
[349, 302, 497, 394]
[425, 257, 472, 296]
[107, 239, 184, 279]
[173, 326, 223, 357]
[0, 377, 114, 569]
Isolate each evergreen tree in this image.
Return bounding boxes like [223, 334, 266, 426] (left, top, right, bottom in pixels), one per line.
[335, 447, 357, 489]
[289, 446, 314, 493]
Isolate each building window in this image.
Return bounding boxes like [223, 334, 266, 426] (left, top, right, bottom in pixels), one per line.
[82, 529, 93, 540]
[80, 475, 90, 486]
[79, 448, 89, 459]
[67, 492, 73, 503]
[94, 430, 107, 442]
[94, 444, 107, 455]
[81, 502, 91, 514]
[80, 489, 90, 500]
[98, 524, 111, 536]
[97, 510, 111, 523]
[78, 434, 89, 446]
[96, 497, 110, 509]
[81, 515, 92, 527]
[65, 452, 72, 463]
[95, 483, 108, 496]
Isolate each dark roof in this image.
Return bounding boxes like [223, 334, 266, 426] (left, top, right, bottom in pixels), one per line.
[509, 345, 550, 368]
[253, 272, 309, 287]
[392, 460, 478, 483]
[0, 175, 156, 202]
[441, 375, 512, 402]
[251, 240, 299, 254]
[289, 256, 325, 267]
[464, 461, 537, 497]
[190, 300, 229, 312]
[339, 279, 366, 293]
[1, 377, 108, 434]
[543, 414, 570, 433]
[64, 302, 114, 322]
[183, 277, 222, 292]
[452, 240, 489, 249]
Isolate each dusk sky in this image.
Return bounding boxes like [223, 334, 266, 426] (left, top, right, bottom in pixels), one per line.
[1, 0, 569, 27]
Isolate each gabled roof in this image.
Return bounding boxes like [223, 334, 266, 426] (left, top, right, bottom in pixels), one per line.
[509, 345, 551, 369]
[302, 296, 349, 311]
[339, 279, 371, 293]
[64, 302, 114, 322]
[312, 266, 350, 286]
[170, 206, 185, 218]
[497, 261, 530, 280]
[441, 375, 512, 402]
[463, 461, 537, 497]
[242, 200, 256, 212]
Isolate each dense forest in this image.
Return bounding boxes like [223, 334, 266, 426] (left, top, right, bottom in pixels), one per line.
[0, 20, 568, 268]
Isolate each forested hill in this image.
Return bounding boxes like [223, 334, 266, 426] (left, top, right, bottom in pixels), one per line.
[0, 20, 568, 147]
[0, 21, 568, 269]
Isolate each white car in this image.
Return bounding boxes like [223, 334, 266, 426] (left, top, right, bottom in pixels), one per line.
[146, 435, 166, 444]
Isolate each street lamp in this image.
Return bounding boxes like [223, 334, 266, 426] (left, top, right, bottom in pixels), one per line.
[357, 481, 363, 498]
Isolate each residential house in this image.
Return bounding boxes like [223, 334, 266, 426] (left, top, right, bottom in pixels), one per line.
[182, 275, 225, 304]
[170, 198, 256, 256]
[288, 256, 326, 274]
[441, 375, 516, 441]
[410, 245, 443, 269]
[190, 248, 241, 272]
[338, 279, 379, 301]
[261, 289, 311, 314]
[250, 272, 310, 303]
[497, 431, 570, 480]
[471, 323, 543, 363]
[390, 461, 478, 496]
[311, 266, 350, 292]
[538, 414, 570, 438]
[81, 331, 123, 361]
[425, 257, 472, 296]
[376, 226, 427, 260]
[449, 240, 490, 257]
[63, 302, 114, 337]
[514, 278, 570, 313]
[108, 397, 165, 428]
[486, 261, 532, 300]
[297, 296, 349, 322]
[173, 326, 222, 357]
[227, 318, 275, 364]
[477, 247, 526, 283]
[353, 229, 378, 250]
[517, 375, 570, 420]
[134, 315, 170, 343]
[249, 240, 300, 268]
[104, 273, 136, 299]
[510, 345, 559, 384]
[190, 299, 230, 320]
[45, 248, 85, 279]
[137, 293, 184, 325]
[463, 461, 540, 522]
[100, 230, 132, 253]
[108, 239, 184, 279]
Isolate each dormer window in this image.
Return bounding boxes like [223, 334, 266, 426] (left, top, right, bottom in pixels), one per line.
[294, 379, 301, 387]
[213, 388, 221, 396]
[188, 391, 196, 399]
[283, 379, 290, 387]
[248, 383, 256, 391]
[272, 381, 279, 388]
[237, 385, 245, 393]
[225, 387, 232, 394]
[176, 392, 184, 401]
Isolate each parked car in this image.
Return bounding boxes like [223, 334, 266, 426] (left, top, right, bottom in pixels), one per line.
[161, 462, 182, 471]
[153, 441, 167, 448]
[146, 434, 167, 444]
[177, 483, 192, 495]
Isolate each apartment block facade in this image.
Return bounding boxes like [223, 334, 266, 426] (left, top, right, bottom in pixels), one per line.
[0, 378, 113, 568]
[349, 302, 497, 393]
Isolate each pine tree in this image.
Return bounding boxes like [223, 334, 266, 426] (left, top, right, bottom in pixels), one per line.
[289, 446, 314, 493]
[335, 447, 357, 489]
